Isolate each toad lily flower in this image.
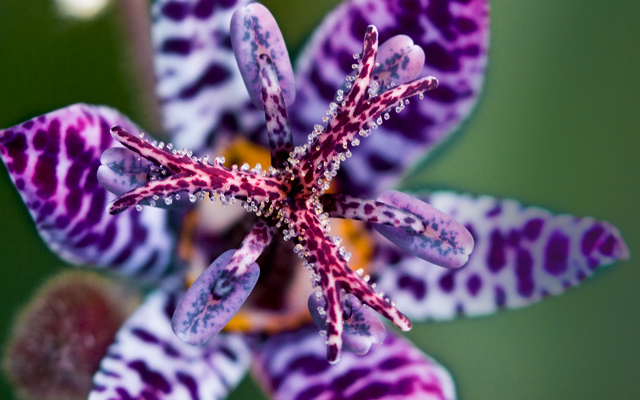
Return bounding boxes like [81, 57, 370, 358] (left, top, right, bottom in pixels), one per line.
[0, 1, 629, 399]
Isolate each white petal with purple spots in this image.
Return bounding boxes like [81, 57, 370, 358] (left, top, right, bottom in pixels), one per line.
[372, 191, 629, 320]
[291, 0, 489, 197]
[0, 104, 175, 280]
[253, 324, 456, 400]
[90, 285, 251, 400]
[152, 0, 265, 151]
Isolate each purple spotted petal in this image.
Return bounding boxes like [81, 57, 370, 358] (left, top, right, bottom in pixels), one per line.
[308, 292, 386, 356]
[172, 250, 260, 345]
[230, 3, 295, 110]
[152, 0, 265, 151]
[0, 104, 175, 280]
[291, 0, 489, 196]
[253, 324, 456, 400]
[90, 286, 251, 400]
[372, 191, 630, 321]
[375, 190, 473, 269]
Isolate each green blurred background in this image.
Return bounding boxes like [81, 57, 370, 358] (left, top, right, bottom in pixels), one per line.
[0, 0, 638, 399]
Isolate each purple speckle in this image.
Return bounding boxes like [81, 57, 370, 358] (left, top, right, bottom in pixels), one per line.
[367, 152, 396, 172]
[75, 232, 100, 248]
[2, 132, 28, 174]
[398, 274, 426, 299]
[37, 201, 56, 223]
[394, 377, 414, 395]
[544, 231, 570, 275]
[132, 328, 159, 343]
[112, 245, 133, 266]
[515, 248, 534, 297]
[380, 356, 408, 371]
[425, 84, 460, 104]
[162, 1, 189, 21]
[349, 9, 370, 40]
[219, 0, 237, 9]
[295, 385, 325, 400]
[220, 344, 238, 362]
[55, 215, 70, 229]
[487, 229, 506, 273]
[176, 372, 200, 400]
[193, 0, 214, 19]
[576, 269, 587, 281]
[86, 189, 106, 225]
[115, 387, 135, 400]
[65, 190, 83, 218]
[65, 157, 84, 189]
[68, 220, 87, 238]
[363, 203, 375, 215]
[506, 229, 521, 247]
[495, 286, 506, 307]
[136, 251, 160, 276]
[163, 344, 180, 358]
[523, 218, 544, 240]
[65, 126, 85, 158]
[179, 64, 232, 99]
[598, 234, 617, 257]
[352, 382, 391, 399]
[331, 368, 369, 392]
[455, 16, 477, 33]
[33, 129, 49, 150]
[162, 38, 192, 55]
[33, 119, 61, 198]
[84, 160, 101, 192]
[438, 271, 456, 293]
[127, 360, 171, 394]
[466, 274, 482, 296]
[99, 117, 113, 151]
[423, 42, 460, 72]
[425, 0, 457, 41]
[581, 224, 604, 255]
[485, 203, 502, 217]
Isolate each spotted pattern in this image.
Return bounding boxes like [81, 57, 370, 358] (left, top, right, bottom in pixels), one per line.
[284, 206, 411, 364]
[172, 249, 260, 345]
[107, 126, 289, 214]
[230, 3, 295, 110]
[152, 0, 265, 152]
[321, 191, 473, 269]
[89, 286, 251, 400]
[375, 190, 473, 269]
[257, 54, 294, 168]
[308, 293, 386, 356]
[253, 324, 456, 400]
[372, 192, 630, 321]
[321, 193, 429, 233]
[0, 104, 174, 280]
[291, 0, 489, 197]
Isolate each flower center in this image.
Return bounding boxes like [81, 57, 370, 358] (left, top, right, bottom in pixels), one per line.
[98, 9, 473, 363]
